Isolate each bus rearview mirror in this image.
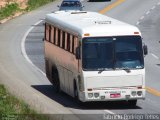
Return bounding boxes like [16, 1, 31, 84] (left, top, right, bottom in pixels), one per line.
[76, 47, 81, 59]
[143, 44, 148, 55]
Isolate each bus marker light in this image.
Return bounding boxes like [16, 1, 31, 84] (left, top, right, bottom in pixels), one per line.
[137, 86, 142, 89]
[88, 88, 92, 91]
[134, 32, 139, 35]
[84, 33, 90, 36]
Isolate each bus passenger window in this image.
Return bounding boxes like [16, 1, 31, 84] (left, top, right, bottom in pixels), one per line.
[53, 27, 56, 44]
[62, 31, 65, 49]
[45, 24, 49, 41]
[67, 33, 70, 51]
[72, 36, 75, 54]
[49, 26, 51, 42]
[50, 26, 54, 43]
[60, 30, 63, 48]
[58, 29, 61, 47]
[70, 35, 73, 53]
[55, 28, 58, 45]
[45, 23, 46, 40]
[74, 37, 78, 54]
[65, 32, 68, 50]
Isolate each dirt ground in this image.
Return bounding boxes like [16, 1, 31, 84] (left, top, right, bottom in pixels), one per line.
[0, 0, 28, 9]
[0, 0, 28, 23]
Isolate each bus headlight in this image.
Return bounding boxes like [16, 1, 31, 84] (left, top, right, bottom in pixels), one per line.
[137, 91, 142, 96]
[94, 93, 99, 98]
[131, 91, 137, 96]
[88, 93, 93, 98]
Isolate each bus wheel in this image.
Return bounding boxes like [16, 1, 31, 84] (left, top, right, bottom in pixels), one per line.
[128, 100, 137, 107]
[74, 82, 82, 105]
[52, 69, 60, 93]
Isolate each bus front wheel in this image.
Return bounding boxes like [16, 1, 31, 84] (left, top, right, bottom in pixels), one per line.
[74, 82, 82, 105]
[128, 100, 137, 107]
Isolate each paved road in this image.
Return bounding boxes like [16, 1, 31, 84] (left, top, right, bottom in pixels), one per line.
[0, 1, 79, 118]
[1, 0, 160, 119]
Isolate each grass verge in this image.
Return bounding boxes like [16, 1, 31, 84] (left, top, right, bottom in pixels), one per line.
[0, 3, 20, 20]
[0, 0, 55, 21]
[0, 85, 48, 120]
[27, 0, 55, 11]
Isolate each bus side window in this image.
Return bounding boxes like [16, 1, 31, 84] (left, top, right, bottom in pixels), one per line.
[74, 37, 78, 54]
[53, 27, 56, 44]
[72, 36, 75, 54]
[67, 33, 70, 51]
[60, 30, 63, 48]
[65, 32, 68, 50]
[45, 24, 49, 41]
[57, 29, 61, 47]
[51, 26, 54, 43]
[44, 23, 46, 41]
[62, 31, 66, 49]
[49, 26, 52, 43]
[55, 28, 58, 46]
[70, 35, 73, 53]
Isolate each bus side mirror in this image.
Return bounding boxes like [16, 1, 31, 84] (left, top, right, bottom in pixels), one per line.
[143, 44, 148, 55]
[76, 47, 81, 59]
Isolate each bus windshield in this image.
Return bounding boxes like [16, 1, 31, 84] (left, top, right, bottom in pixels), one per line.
[82, 36, 144, 71]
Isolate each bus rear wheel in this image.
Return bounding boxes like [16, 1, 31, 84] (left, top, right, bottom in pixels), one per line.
[52, 68, 60, 93]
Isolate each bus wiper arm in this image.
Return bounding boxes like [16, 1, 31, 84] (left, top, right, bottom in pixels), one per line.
[122, 67, 131, 73]
[115, 67, 131, 73]
[98, 68, 107, 74]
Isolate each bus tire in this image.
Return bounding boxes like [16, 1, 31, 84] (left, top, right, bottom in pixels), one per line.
[128, 100, 137, 107]
[74, 81, 82, 105]
[52, 68, 60, 93]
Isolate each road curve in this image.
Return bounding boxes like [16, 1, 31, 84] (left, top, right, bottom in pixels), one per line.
[0, 0, 160, 119]
[0, 1, 80, 119]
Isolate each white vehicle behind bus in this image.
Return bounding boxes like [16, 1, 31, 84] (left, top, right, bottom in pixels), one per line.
[44, 11, 148, 106]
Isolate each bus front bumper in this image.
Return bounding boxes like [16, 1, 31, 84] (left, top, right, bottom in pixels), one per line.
[79, 89, 145, 102]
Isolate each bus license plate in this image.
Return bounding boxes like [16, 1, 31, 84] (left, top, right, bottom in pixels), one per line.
[110, 93, 121, 98]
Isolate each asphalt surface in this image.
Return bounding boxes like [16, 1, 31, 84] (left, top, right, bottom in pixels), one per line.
[1, 0, 160, 119]
[0, 0, 80, 118]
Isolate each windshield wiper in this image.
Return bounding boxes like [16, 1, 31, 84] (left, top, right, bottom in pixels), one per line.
[123, 67, 131, 73]
[116, 67, 131, 73]
[98, 68, 105, 74]
[98, 68, 110, 74]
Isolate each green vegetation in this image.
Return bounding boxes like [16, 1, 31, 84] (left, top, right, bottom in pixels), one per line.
[0, 3, 19, 20]
[27, 0, 55, 11]
[0, 85, 48, 120]
[0, 0, 55, 20]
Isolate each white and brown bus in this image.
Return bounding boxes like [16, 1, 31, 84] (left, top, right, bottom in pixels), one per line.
[44, 11, 148, 106]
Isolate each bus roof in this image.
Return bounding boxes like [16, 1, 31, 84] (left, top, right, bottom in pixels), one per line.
[45, 11, 141, 37]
